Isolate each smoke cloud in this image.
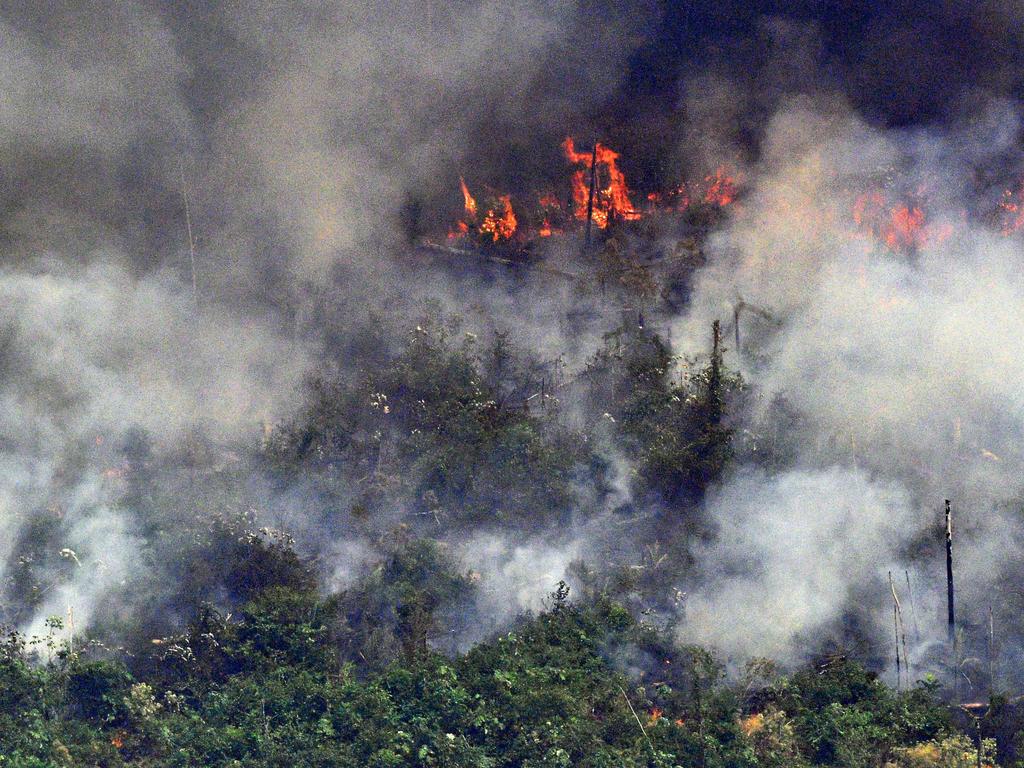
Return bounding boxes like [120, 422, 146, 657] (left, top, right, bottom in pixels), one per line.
[672, 96, 1024, 680]
[4, 0, 1024, 693]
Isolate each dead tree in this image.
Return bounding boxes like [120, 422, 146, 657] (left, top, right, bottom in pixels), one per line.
[731, 298, 774, 351]
[988, 605, 996, 698]
[889, 571, 909, 689]
[585, 142, 598, 250]
[905, 570, 921, 642]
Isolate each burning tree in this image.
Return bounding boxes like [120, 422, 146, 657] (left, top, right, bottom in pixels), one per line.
[563, 136, 642, 229]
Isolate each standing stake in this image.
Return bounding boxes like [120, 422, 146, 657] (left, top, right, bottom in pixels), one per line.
[892, 601, 901, 690]
[180, 159, 199, 306]
[946, 500, 957, 698]
[905, 570, 921, 642]
[988, 605, 996, 698]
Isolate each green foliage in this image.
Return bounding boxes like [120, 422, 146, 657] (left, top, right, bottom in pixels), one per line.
[66, 660, 133, 724]
[0, 592, 979, 768]
[768, 657, 951, 766]
[268, 311, 589, 528]
[0, 308, 993, 768]
[331, 536, 476, 668]
[582, 319, 744, 505]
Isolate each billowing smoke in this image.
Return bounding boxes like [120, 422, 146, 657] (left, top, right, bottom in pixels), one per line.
[5, 0, 1024, 692]
[673, 98, 1024, 681]
[0, 0, 655, 645]
[683, 467, 914, 664]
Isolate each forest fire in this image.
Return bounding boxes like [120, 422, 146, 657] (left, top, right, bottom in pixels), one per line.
[443, 140, 1024, 254]
[444, 138, 739, 246]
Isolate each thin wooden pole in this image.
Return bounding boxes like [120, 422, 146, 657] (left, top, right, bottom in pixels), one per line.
[988, 605, 995, 698]
[180, 159, 198, 306]
[905, 570, 921, 642]
[946, 500, 957, 698]
[618, 685, 654, 752]
[889, 571, 908, 689]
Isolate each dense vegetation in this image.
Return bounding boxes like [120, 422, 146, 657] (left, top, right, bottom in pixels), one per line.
[0, 566, 1003, 767]
[2, 306, 1018, 766]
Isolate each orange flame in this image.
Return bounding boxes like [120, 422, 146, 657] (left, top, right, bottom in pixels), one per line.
[563, 137, 640, 228]
[648, 708, 663, 725]
[460, 176, 477, 220]
[537, 192, 562, 237]
[449, 180, 517, 243]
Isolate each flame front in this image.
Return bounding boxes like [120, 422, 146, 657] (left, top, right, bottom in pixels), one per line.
[442, 139, 743, 243]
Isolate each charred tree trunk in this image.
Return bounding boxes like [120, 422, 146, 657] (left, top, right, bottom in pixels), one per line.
[585, 142, 598, 250]
[946, 500, 955, 642]
[733, 303, 741, 350]
[708, 320, 724, 426]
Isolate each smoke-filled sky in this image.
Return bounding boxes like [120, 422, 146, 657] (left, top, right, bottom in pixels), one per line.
[4, 0, 1024, 685]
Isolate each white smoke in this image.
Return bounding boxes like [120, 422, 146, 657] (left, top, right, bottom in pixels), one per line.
[673, 99, 1024, 671]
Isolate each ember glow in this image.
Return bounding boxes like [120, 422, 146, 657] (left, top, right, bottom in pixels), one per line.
[851, 188, 953, 252]
[701, 167, 739, 207]
[479, 194, 517, 242]
[646, 166, 739, 211]
[998, 181, 1024, 234]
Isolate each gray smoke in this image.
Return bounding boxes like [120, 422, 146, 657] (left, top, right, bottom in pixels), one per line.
[7, 0, 1024, 689]
[0, 0, 655, 645]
